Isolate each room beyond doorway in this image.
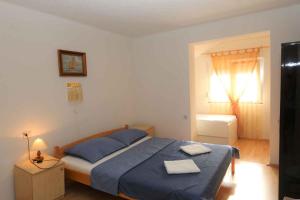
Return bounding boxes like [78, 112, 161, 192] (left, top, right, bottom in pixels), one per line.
[189, 31, 271, 164]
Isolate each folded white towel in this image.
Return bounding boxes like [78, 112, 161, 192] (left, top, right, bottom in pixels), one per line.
[164, 159, 200, 174]
[180, 144, 212, 156]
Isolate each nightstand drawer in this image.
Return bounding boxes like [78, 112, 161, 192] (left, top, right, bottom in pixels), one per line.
[32, 165, 64, 200]
[15, 156, 65, 200]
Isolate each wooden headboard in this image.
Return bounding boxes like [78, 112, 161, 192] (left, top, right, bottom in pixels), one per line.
[53, 124, 129, 159]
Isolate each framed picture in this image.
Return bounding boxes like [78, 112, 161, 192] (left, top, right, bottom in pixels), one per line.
[58, 50, 87, 76]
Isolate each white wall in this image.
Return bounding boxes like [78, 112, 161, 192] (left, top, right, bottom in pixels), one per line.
[0, 2, 134, 200]
[132, 5, 300, 165]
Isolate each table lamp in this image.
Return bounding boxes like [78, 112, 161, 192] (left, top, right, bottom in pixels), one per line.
[31, 138, 48, 163]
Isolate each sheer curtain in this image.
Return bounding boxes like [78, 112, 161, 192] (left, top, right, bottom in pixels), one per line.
[210, 48, 260, 137]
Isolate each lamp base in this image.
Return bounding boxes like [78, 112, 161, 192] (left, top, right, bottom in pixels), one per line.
[33, 156, 44, 163]
[33, 150, 44, 163]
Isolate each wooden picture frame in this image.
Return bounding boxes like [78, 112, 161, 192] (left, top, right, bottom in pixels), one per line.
[58, 50, 87, 76]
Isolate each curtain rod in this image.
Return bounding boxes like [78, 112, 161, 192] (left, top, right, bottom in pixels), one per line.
[202, 45, 270, 55]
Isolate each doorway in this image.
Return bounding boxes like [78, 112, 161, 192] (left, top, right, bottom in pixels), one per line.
[189, 31, 271, 164]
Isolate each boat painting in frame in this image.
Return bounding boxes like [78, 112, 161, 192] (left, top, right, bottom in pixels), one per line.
[58, 50, 87, 76]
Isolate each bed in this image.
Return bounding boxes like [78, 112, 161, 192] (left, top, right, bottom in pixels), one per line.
[54, 125, 238, 200]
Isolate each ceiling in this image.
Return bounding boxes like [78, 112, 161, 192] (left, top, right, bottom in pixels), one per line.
[2, 0, 299, 37]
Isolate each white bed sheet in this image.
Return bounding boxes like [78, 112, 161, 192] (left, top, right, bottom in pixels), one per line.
[62, 136, 151, 175]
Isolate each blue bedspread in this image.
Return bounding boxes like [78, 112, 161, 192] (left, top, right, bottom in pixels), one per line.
[91, 137, 175, 195]
[91, 138, 237, 200]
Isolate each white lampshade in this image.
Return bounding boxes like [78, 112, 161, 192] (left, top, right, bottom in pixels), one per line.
[31, 138, 48, 151]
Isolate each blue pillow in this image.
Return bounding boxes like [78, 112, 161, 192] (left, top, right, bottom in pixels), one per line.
[108, 129, 147, 146]
[65, 137, 126, 163]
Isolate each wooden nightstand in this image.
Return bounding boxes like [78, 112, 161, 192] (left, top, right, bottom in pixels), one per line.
[130, 124, 155, 136]
[14, 154, 65, 200]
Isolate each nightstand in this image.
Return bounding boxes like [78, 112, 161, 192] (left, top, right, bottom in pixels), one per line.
[14, 154, 64, 200]
[130, 124, 155, 136]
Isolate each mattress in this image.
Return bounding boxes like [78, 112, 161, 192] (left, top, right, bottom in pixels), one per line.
[196, 114, 237, 138]
[62, 136, 151, 174]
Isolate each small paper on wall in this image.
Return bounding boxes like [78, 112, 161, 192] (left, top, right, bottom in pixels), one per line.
[66, 82, 83, 102]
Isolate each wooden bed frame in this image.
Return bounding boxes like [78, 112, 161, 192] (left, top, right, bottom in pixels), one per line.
[53, 124, 235, 200]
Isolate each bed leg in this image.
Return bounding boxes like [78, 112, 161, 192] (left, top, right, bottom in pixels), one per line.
[231, 158, 235, 176]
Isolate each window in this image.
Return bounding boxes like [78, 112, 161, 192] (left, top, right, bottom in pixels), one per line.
[209, 59, 263, 103]
[209, 73, 230, 102]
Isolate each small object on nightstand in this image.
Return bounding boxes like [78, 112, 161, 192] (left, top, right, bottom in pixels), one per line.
[31, 138, 48, 163]
[130, 124, 155, 136]
[14, 154, 65, 200]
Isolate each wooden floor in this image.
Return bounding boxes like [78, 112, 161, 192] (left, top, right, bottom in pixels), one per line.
[64, 139, 278, 200]
[217, 139, 278, 200]
[233, 139, 270, 164]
